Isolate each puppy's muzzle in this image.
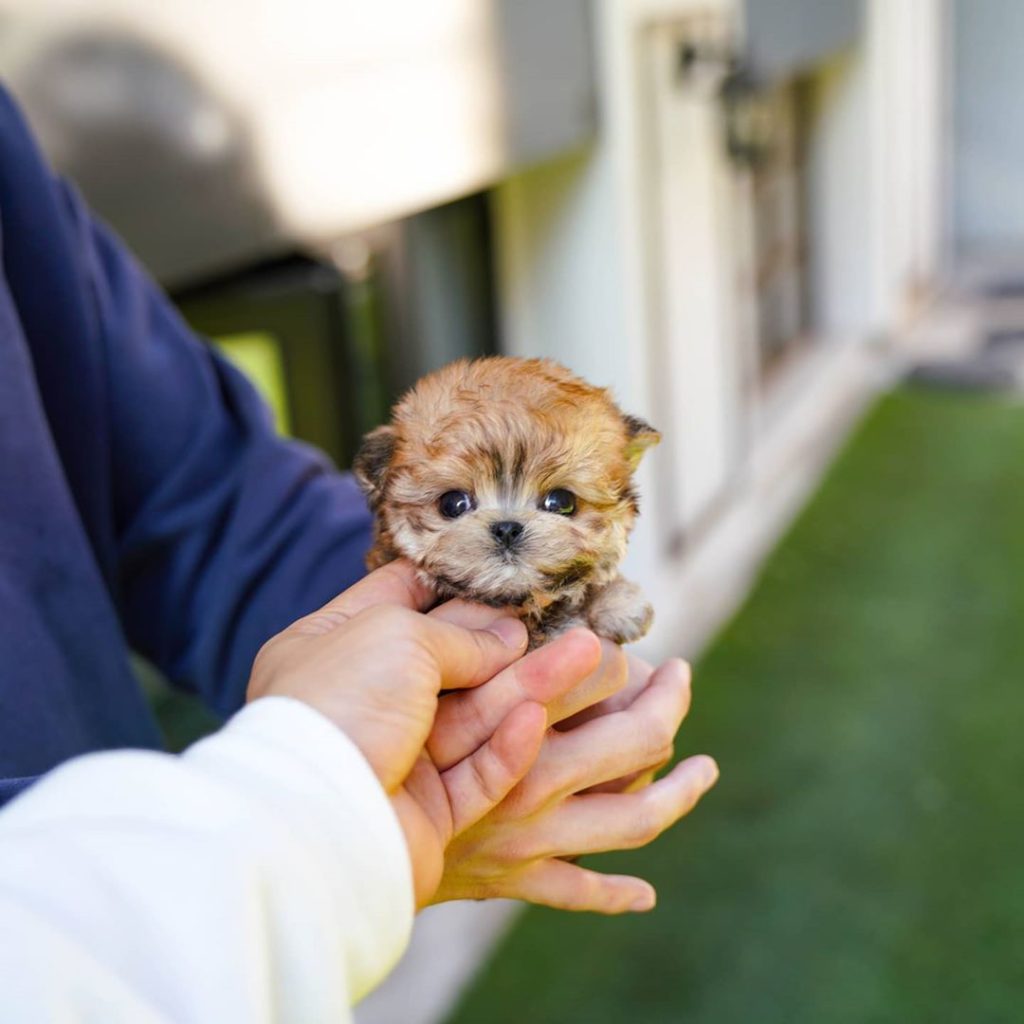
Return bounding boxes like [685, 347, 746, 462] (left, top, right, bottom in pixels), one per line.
[490, 520, 525, 551]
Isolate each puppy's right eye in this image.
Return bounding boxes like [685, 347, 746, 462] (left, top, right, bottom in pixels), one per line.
[439, 491, 475, 519]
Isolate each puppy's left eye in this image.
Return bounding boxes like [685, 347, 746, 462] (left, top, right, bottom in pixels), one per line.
[541, 489, 576, 515]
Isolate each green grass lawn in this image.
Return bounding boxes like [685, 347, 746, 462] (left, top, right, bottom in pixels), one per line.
[447, 388, 1024, 1024]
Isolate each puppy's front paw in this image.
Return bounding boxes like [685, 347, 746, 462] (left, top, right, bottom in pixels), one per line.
[587, 579, 654, 644]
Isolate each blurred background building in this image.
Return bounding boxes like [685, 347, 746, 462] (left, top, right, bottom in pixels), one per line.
[2, 0, 1018, 1020]
[0, 0, 950, 654]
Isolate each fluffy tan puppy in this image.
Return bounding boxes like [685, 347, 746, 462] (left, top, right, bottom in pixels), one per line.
[354, 356, 659, 647]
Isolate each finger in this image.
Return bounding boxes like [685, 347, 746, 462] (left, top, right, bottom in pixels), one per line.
[290, 560, 434, 635]
[537, 754, 719, 858]
[531, 658, 692, 801]
[583, 767, 658, 796]
[429, 599, 514, 631]
[546, 639, 630, 727]
[556, 651, 655, 730]
[411, 612, 528, 691]
[428, 629, 602, 769]
[442, 702, 547, 835]
[509, 859, 657, 914]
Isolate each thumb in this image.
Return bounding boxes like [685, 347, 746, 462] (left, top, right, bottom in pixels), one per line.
[412, 612, 529, 691]
[286, 561, 434, 637]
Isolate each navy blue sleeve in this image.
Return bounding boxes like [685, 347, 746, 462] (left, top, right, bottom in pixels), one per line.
[87, 206, 374, 716]
[0, 87, 373, 718]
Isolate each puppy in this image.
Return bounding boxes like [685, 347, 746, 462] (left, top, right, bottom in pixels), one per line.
[353, 356, 659, 647]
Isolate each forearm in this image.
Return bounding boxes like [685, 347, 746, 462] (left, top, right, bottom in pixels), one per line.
[0, 698, 413, 1023]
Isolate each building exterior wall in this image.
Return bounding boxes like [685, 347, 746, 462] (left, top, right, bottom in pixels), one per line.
[491, 0, 946, 664]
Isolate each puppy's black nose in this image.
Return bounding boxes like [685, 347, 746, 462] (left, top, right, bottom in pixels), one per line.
[491, 520, 524, 549]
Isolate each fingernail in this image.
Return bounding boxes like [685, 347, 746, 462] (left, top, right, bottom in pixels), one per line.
[488, 617, 528, 649]
[631, 887, 656, 912]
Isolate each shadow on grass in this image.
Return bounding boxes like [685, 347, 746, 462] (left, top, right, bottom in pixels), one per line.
[447, 388, 1024, 1024]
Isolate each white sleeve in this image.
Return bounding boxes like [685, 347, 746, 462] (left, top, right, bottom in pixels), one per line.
[0, 696, 414, 1024]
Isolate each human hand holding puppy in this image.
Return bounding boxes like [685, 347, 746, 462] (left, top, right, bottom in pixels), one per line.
[428, 625, 717, 912]
[249, 561, 717, 912]
[249, 561, 541, 907]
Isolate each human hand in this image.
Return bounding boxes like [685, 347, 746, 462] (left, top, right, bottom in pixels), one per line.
[248, 563, 717, 914]
[429, 646, 718, 914]
[248, 562, 553, 907]
[394, 621, 629, 906]
[247, 562, 529, 791]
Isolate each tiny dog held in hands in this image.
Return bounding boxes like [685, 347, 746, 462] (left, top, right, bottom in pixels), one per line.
[355, 357, 659, 648]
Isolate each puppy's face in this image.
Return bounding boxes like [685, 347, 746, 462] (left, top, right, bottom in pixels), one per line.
[355, 358, 659, 607]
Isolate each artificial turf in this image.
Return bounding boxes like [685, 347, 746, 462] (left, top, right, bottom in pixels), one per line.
[446, 388, 1024, 1024]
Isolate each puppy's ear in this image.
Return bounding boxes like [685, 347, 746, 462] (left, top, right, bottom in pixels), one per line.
[353, 425, 397, 509]
[623, 414, 661, 470]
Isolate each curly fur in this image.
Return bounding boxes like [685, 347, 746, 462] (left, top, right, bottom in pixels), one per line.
[354, 357, 659, 647]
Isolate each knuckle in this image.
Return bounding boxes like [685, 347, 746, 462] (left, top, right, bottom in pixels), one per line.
[369, 605, 431, 648]
[253, 635, 276, 665]
[471, 880, 507, 901]
[652, 706, 677, 746]
[506, 776, 539, 815]
[497, 834, 543, 868]
[252, 630, 291, 670]
[627, 801, 663, 847]
[362, 603, 405, 630]
[648, 741, 675, 773]
[469, 756, 501, 806]
[457, 690, 491, 743]
[571, 870, 600, 909]
[640, 711, 675, 764]
[520, 775, 559, 815]
[504, 658, 531, 701]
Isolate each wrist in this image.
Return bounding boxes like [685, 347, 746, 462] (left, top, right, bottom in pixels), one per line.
[390, 790, 445, 909]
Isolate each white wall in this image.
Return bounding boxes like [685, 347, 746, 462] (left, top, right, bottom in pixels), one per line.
[493, 148, 644, 411]
[866, 0, 946, 323]
[803, 52, 873, 339]
[761, 0, 945, 344]
[491, 0, 946, 664]
[950, 0, 1024, 263]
